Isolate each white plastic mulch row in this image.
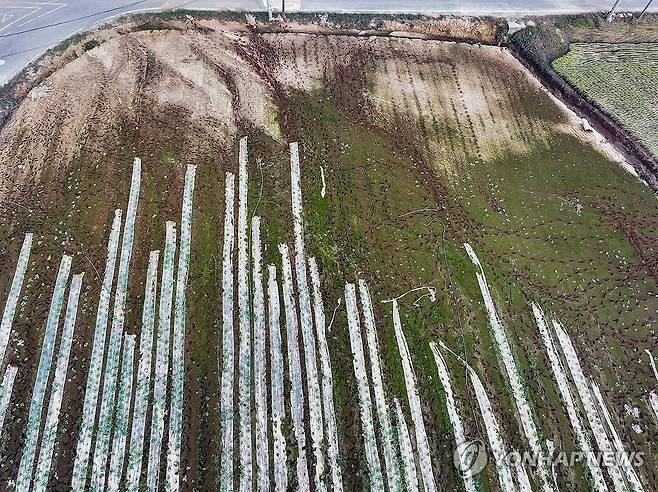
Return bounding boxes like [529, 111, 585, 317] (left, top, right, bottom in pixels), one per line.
[147, 221, 177, 491]
[71, 209, 122, 490]
[393, 398, 419, 492]
[591, 381, 645, 492]
[531, 304, 608, 492]
[429, 342, 476, 492]
[465, 361, 517, 491]
[279, 243, 310, 491]
[267, 265, 287, 492]
[650, 392, 658, 423]
[391, 299, 436, 492]
[552, 320, 628, 491]
[344, 283, 384, 492]
[463, 243, 553, 492]
[289, 141, 326, 491]
[309, 257, 343, 492]
[219, 172, 236, 491]
[252, 217, 270, 492]
[91, 159, 141, 490]
[358, 280, 401, 490]
[0, 365, 18, 436]
[167, 164, 197, 491]
[32, 273, 84, 492]
[107, 334, 136, 492]
[15, 254, 71, 491]
[237, 136, 252, 492]
[0, 232, 33, 369]
[125, 251, 159, 491]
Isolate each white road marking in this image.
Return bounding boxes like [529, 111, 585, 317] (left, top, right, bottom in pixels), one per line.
[0, 365, 17, 436]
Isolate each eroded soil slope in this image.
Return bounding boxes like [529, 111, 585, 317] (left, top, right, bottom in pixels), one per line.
[0, 16, 657, 490]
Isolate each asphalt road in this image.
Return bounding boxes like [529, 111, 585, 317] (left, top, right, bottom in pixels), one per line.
[0, 0, 656, 87]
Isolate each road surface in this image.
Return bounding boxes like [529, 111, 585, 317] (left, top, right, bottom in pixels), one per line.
[0, 0, 656, 87]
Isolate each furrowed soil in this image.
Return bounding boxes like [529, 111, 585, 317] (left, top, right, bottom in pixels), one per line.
[0, 16, 657, 490]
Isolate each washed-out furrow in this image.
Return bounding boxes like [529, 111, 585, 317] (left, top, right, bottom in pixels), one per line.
[125, 250, 159, 491]
[146, 221, 177, 491]
[463, 243, 553, 492]
[107, 334, 136, 492]
[391, 299, 436, 492]
[268, 265, 287, 492]
[289, 141, 326, 492]
[429, 342, 476, 492]
[220, 172, 236, 491]
[32, 273, 83, 492]
[71, 209, 122, 491]
[0, 365, 18, 436]
[393, 398, 420, 492]
[309, 257, 343, 492]
[91, 159, 141, 490]
[15, 254, 71, 491]
[252, 217, 270, 492]
[0, 232, 33, 368]
[279, 243, 310, 491]
[345, 283, 384, 492]
[531, 304, 608, 492]
[237, 136, 253, 492]
[167, 164, 197, 491]
[591, 381, 645, 492]
[552, 320, 628, 492]
[358, 280, 402, 491]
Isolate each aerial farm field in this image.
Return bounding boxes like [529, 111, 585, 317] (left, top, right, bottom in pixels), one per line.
[0, 13, 657, 491]
[553, 42, 658, 158]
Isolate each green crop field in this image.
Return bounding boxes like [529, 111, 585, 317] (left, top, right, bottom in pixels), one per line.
[554, 42, 658, 158]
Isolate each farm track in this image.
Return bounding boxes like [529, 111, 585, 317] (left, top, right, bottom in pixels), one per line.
[0, 17, 657, 491]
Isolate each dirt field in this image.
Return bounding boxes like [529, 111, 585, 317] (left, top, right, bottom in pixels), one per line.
[0, 14, 657, 491]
